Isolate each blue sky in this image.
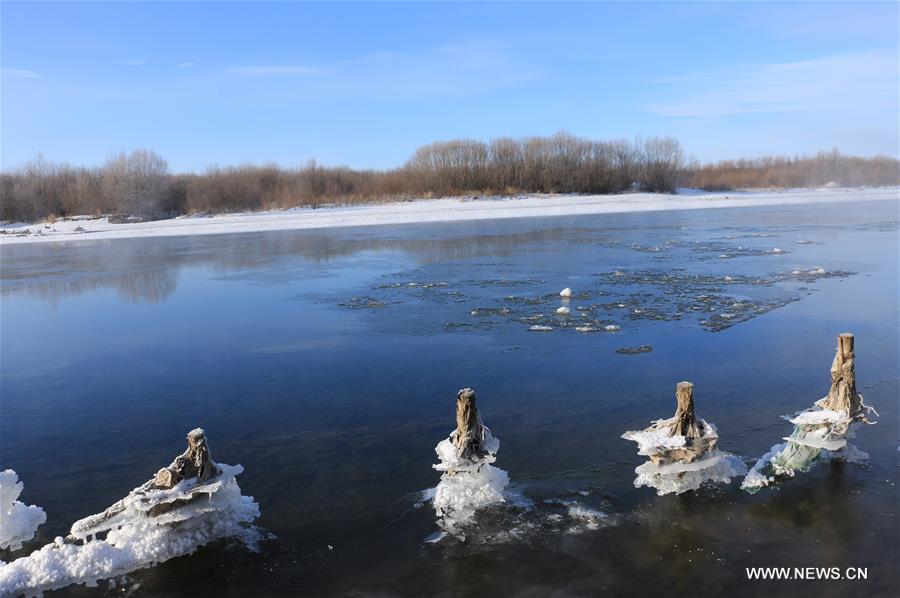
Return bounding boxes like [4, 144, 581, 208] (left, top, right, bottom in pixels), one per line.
[2, 1, 898, 172]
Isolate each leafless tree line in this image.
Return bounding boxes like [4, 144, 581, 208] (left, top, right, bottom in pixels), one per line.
[683, 150, 900, 191]
[1, 135, 896, 223]
[404, 133, 680, 195]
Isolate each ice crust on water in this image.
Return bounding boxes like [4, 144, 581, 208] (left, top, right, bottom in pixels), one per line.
[622, 423, 691, 456]
[632, 452, 747, 496]
[0, 470, 46, 552]
[432, 427, 509, 537]
[787, 408, 847, 426]
[0, 464, 261, 596]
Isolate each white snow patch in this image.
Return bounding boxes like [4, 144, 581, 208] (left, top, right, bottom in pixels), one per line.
[3, 187, 895, 245]
[0, 470, 46, 552]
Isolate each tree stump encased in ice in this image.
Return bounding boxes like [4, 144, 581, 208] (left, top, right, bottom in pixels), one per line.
[452, 388, 487, 460]
[154, 428, 221, 489]
[651, 381, 717, 464]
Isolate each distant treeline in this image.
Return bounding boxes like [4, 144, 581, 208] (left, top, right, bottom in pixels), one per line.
[1, 133, 897, 222]
[684, 151, 900, 191]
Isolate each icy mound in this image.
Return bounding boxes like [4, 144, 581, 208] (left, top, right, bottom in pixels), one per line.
[0, 430, 262, 596]
[433, 432, 508, 527]
[633, 451, 747, 496]
[742, 334, 877, 493]
[0, 470, 46, 552]
[623, 381, 746, 495]
[431, 388, 510, 537]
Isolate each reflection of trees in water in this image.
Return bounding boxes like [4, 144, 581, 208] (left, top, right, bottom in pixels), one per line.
[7, 268, 178, 305]
[1, 226, 583, 303]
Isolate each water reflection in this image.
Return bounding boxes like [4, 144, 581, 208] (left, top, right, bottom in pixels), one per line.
[1, 226, 585, 303]
[2, 205, 895, 307]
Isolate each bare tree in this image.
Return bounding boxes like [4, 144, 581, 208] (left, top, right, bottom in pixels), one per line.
[100, 149, 170, 217]
[640, 136, 684, 192]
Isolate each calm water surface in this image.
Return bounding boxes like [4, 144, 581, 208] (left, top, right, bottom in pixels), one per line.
[1, 200, 898, 597]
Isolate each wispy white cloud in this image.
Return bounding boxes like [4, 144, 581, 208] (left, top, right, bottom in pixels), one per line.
[645, 50, 898, 118]
[178, 62, 196, 69]
[2, 68, 42, 79]
[227, 65, 321, 76]
[223, 40, 537, 99]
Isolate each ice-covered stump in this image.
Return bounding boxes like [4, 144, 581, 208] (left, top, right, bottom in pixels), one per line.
[742, 334, 878, 493]
[821, 333, 866, 419]
[452, 388, 488, 461]
[432, 388, 509, 535]
[152, 427, 221, 490]
[0, 470, 46, 552]
[622, 382, 746, 495]
[0, 428, 261, 596]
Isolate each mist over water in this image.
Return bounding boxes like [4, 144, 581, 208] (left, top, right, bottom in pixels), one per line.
[1, 199, 898, 597]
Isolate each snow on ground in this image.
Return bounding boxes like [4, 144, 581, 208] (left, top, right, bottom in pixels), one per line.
[1, 187, 896, 245]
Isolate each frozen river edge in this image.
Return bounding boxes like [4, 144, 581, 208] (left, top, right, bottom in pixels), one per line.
[2, 187, 897, 245]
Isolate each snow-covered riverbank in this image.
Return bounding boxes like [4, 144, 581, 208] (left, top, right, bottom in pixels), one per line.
[1, 187, 896, 245]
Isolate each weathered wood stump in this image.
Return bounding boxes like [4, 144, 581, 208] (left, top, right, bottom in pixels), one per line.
[668, 381, 702, 437]
[819, 333, 864, 418]
[452, 388, 487, 460]
[650, 381, 718, 464]
[154, 428, 221, 489]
